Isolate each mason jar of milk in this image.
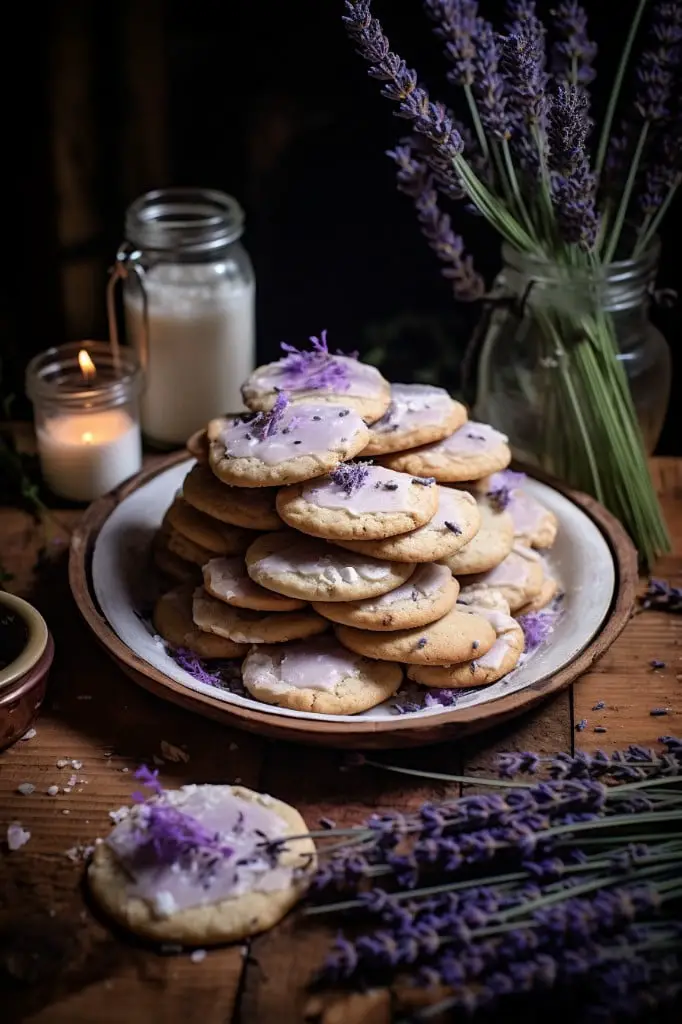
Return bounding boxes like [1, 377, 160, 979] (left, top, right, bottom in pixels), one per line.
[113, 188, 255, 448]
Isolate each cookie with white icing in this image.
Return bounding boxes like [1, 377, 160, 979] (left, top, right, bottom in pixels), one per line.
[153, 585, 248, 659]
[166, 497, 254, 556]
[516, 573, 560, 615]
[88, 783, 316, 944]
[203, 556, 306, 612]
[458, 545, 545, 612]
[208, 400, 369, 488]
[312, 563, 458, 631]
[193, 588, 328, 644]
[478, 472, 558, 549]
[276, 464, 439, 541]
[245, 532, 415, 603]
[242, 636, 402, 714]
[241, 333, 391, 424]
[183, 463, 282, 531]
[361, 383, 467, 456]
[439, 498, 514, 575]
[334, 606, 497, 665]
[380, 421, 511, 482]
[334, 486, 480, 563]
[407, 601, 524, 687]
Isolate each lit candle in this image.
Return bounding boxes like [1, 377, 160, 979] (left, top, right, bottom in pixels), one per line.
[27, 342, 143, 503]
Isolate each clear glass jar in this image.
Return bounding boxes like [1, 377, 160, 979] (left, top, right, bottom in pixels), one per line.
[474, 241, 671, 466]
[111, 187, 256, 448]
[26, 341, 143, 503]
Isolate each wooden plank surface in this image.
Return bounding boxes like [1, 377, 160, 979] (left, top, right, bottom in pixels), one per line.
[1, 458, 680, 1023]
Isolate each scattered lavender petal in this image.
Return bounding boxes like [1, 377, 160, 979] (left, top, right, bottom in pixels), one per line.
[7, 824, 31, 851]
[576, 718, 588, 731]
[330, 461, 370, 495]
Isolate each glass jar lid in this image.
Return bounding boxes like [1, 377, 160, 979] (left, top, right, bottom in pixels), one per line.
[123, 188, 245, 256]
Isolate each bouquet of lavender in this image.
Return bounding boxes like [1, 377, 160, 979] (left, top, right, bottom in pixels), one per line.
[342, 0, 681, 568]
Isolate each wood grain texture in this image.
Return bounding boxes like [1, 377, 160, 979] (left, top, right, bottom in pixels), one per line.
[0, 454, 679, 1024]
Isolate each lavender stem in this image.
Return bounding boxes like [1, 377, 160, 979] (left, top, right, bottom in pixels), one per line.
[634, 173, 682, 257]
[603, 120, 650, 262]
[594, 0, 650, 180]
[362, 757, 535, 789]
[463, 82, 491, 166]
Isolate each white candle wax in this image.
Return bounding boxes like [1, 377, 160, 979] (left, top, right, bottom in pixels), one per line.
[37, 408, 142, 502]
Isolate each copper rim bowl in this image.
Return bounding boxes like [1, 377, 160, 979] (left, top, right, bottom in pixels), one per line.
[0, 592, 54, 751]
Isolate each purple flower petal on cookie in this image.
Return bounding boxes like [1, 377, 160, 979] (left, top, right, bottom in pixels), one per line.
[279, 330, 352, 391]
[330, 461, 371, 495]
[252, 392, 290, 439]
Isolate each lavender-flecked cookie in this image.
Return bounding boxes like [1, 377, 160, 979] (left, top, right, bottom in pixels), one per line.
[478, 471, 558, 549]
[88, 783, 316, 944]
[380, 421, 511, 482]
[439, 497, 514, 575]
[241, 332, 391, 424]
[312, 563, 458, 631]
[203, 556, 306, 612]
[153, 585, 248, 659]
[333, 486, 480, 563]
[183, 463, 282, 531]
[193, 588, 328, 644]
[334, 606, 497, 666]
[361, 383, 468, 456]
[276, 463, 439, 541]
[242, 636, 403, 714]
[407, 601, 524, 688]
[166, 496, 254, 555]
[208, 397, 369, 488]
[244, 532, 415, 602]
[458, 545, 545, 612]
[152, 528, 202, 584]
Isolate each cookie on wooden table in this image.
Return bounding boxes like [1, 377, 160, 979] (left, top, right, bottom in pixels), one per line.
[276, 464, 439, 541]
[208, 399, 369, 488]
[186, 427, 209, 463]
[183, 463, 282, 531]
[380, 422, 511, 483]
[479, 471, 558, 549]
[192, 588, 328, 645]
[361, 383, 468, 456]
[334, 486, 480, 563]
[88, 783, 316, 944]
[458, 545, 545, 612]
[439, 498, 514, 575]
[241, 332, 391, 424]
[153, 585, 248, 659]
[407, 601, 524, 687]
[242, 636, 402, 714]
[152, 529, 202, 584]
[203, 556, 306, 612]
[334, 606, 497, 665]
[166, 497, 253, 556]
[313, 562, 458, 631]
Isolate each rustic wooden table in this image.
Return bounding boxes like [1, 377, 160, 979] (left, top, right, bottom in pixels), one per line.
[1, 455, 681, 1024]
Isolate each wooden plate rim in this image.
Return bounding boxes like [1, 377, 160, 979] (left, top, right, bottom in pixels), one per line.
[68, 451, 638, 747]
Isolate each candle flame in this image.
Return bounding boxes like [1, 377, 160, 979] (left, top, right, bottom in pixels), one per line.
[78, 349, 96, 380]
[82, 431, 94, 444]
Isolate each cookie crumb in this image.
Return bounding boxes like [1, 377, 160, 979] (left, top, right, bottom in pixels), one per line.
[21, 728, 37, 741]
[56, 759, 69, 768]
[70, 760, 83, 770]
[47, 785, 59, 797]
[120, 767, 130, 773]
[16, 783, 35, 796]
[190, 949, 207, 963]
[62, 809, 70, 815]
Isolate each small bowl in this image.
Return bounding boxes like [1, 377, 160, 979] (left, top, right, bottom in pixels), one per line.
[0, 591, 54, 750]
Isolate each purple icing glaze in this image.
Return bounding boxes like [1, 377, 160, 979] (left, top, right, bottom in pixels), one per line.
[220, 404, 365, 466]
[106, 786, 291, 915]
[417, 422, 508, 465]
[371, 383, 454, 434]
[243, 637, 361, 692]
[472, 548, 539, 587]
[301, 465, 415, 515]
[369, 563, 451, 607]
[505, 489, 550, 535]
[256, 538, 392, 583]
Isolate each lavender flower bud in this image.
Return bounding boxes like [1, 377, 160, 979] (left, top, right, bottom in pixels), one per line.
[546, 84, 600, 249]
[424, 0, 479, 88]
[635, 1, 682, 122]
[550, 2, 597, 86]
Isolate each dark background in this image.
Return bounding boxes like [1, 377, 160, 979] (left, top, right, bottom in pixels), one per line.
[4, 0, 681, 450]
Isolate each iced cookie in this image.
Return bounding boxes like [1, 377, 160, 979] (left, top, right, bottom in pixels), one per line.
[407, 602, 524, 687]
[439, 498, 514, 575]
[459, 545, 544, 612]
[333, 486, 481, 563]
[88, 781, 316, 944]
[242, 636, 403, 714]
[193, 588, 328, 644]
[245, 532, 415, 602]
[361, 383, 467, 456]
[183, 463, 282, 531]
[208, 398, 370, 488]
[276, 464, 438, 541]
[153, 585, 248, 659]
[152, 530, 202, 584]
[482, 472, 558, 549]
[516, 574, 560, 615]
[165, 524, 215, 567]
[166, 496, 253, 556]
[312, 563, 458, 631]
[186, 428, 209, 463]
[241, 331, 391, 424]
[335, 606, 497, 665]
[380, 421, 511, 482]
[203, 556, 306, 612]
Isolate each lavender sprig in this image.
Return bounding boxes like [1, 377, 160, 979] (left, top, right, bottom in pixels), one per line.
[278, 330, 352, 392]
[547, 84, 600, 250]
[424, 0, 478, 89]
[500, 32, 548, 181]
[329, 461, 370, 495]
[252, 391, 289, 439]
[640, 578, 682, 614]
[550, 1, 598, 87]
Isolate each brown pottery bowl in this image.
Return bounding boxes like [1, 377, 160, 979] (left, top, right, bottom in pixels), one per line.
[0, 591, 54, 750]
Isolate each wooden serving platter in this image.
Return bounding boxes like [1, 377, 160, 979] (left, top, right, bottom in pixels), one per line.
[69, 452, 638, 748]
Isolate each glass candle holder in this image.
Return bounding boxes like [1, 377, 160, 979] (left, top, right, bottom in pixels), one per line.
[26, 342, 143, 503]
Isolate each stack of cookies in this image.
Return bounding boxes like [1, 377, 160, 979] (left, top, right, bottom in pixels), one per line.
[152, 334, 559, 716]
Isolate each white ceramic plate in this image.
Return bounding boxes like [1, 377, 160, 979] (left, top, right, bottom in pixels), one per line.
[92, 459, 616, 724]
